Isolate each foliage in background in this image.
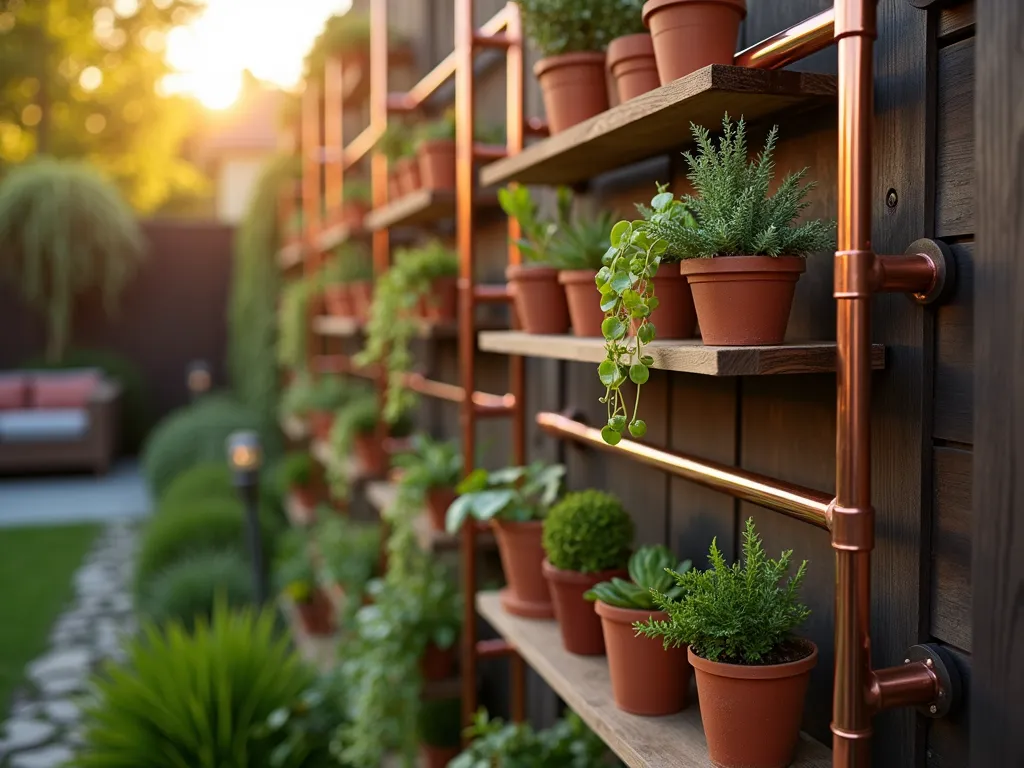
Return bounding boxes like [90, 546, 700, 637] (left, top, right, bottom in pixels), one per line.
[141, 550, 255, 631]
[450, 710, 608, 768]
[0, 0, 208, 214]
[445, 462, 565, 533]
[392, 434, 462, 493]
[157, 461, 235, 511]
[279, 373, 367, 421]
[341, 178, 372, 206]
[325, 392, 378, 500]
[277, 276, 317, 374]
[374, 123, 413, 162]
[542, 490, 633, 573]
[516, 0, 634, 56]
[585, 544, 691, 610]
[0, 159, 144, 361]
[323, 242, 373, 284]
[636, 517, 811, 663]
[273, 529, 318, 605]
[74, 603, 319, 768]
[314, 516, 382, 623]
[417, 697, 462, 750]
[230, 154, 298, 433]
[282, 452, 313, 488]
[499, 185, 610, 271]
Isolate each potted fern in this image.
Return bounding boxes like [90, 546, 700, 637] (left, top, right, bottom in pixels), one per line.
[606, 1, 660, 103]
[392, 435, 463, 531]
[643, 0, 745, 84]
[636, 518, 815, 768]
[585, 545, 692, 714]
[541, 490, 633, 655]
[323, 242, 373, 318]
[665, 115, 835, 345]
[446, 462, 565, 618]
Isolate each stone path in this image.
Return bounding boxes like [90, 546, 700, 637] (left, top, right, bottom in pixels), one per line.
[0, 522, 138, 768]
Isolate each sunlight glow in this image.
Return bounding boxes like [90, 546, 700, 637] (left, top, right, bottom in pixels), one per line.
[164, 0, 352, 110]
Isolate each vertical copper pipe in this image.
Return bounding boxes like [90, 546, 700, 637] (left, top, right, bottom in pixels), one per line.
[324, 55, 343, 229]
[833, 0, 876, 765]
[369, 0, 390, 448]
[455, 0, 479, 737]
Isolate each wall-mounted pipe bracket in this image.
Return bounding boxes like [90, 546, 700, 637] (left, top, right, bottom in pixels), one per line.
[905, 238, 956, 305]
[869, 644, 962, 718]
[870, 238, 956, 304]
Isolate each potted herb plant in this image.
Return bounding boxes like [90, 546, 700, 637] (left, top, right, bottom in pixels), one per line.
[322, 242, 373, 318]
[306, 375, 355, 441]
[282, 451, 316, 509]
[446, 462, 565, 618]
[642, 0, 746, 84]
[606, 1, 660, 103]
[393, 435, 463, 531]
[541, 490, 633, 655]
[416, 111, 457, 192]
[276, 535, 335, 636]
[450, 710, 608, 768]
[636, 518, 815, 768]
[410, 240, 459, 323]
[657, 116, 835, 345]
[585, 545, 692, 715]
[341, 178, 372, 227]
[330, 393, 388, 479]
[517, 0, 615, 133]
[417, 697, 462, 768]
[377, 124, 411, 200]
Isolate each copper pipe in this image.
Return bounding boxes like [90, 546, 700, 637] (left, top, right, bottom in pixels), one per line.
[403, 372, 515, 410]
[832, 0, 876, 763]
[524, 117, 549, 137]
[538, 412, 833, 528]
[324, 55, 344, 228]
[476, 639, 516, 659]
[870, 253, 937, 295]
[867, 662, 941, 713]
[468, 283, 513, 303]
[473, 142, 508, 161]
[735, 8, 835, 69]
[342, 125, 383, 170]
[370, 0, 389, 278]
[301, 81, 321, 244]
[474, 31, 516, 49]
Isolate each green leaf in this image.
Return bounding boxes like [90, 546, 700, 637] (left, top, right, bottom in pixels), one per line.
[630, 304, 650, 319]
[647, 296, 660, 312]
[609, 271, 631, 293]
[595, 266, 612, 286]
[600, 294, 619, 313]
[601, 316, 626, 340]
[600, 426, 622, 445]
[610, 220, 632, 247]
[650, 238, 668, 256]
[608, 415, 626, 432]
[651, 191, 674, 211]
[597, 360, 620, 387]
[640, 354, 654, 366]
[621, 289, 641, 308]
[628, 419, 647, 438]
[637, 323, 656, 344]
[629, 364, 649, 385]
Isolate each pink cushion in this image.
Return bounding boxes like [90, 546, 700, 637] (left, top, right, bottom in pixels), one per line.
[0, 376, 29, 410]
[31, 373, 100, 408]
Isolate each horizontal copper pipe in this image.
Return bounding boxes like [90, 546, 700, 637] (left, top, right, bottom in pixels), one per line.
[477, 639, 516, 659]
[461, 281, 512, 303]
[313, 354, 380, 380]
[537, 412, 833, 528]
[524, 117, 549, 137]
[342, 125, 383, 170]
[473, 31, 517, 49]
[866, 662, 941, 713]
[473, 142, 508, 161]
[735, 8, 835, 69]
[870, 253, 936, 295]
[403, 373, 515, 411]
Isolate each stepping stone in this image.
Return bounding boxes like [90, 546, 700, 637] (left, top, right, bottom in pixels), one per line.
[10, 745, 75, 768]
[42, 700, 79, 725]
[28, 649, 91, 684]
[36, 676, 87, 698]
[0, 718, 56, 756]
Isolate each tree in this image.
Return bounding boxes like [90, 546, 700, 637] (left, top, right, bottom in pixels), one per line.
[0, 0, 208, 214]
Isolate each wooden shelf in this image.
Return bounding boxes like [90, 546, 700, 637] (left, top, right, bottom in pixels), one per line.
[278, 242, 304, 269]
[476, 592, 831, 768]
[317, 221, 366, 252]
[312, 315, 480, 339]
[366, 480, 496, 553]
[364, 189, 498, 231]
[480, 65, 835, 188]
[478, 331, 885, 376]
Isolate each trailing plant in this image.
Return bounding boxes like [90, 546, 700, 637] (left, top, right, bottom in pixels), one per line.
[74, 602, 317, 768]
[449, 709, 607, 768]
[635, 516, 811, 664]
[499, 185, 610, 270]
[516, 0, 629, 56]
[324, 242, 373, 284]
[325, 393, 380, 500]
[315, 516, 383, 622]
[542, 490, 634, 573]
[445, 462, 565, 534]
[142, 550, 255, 630]
[282, 451, 314, 488]
[392, 434, 462, 493]
[0, 159, 145, 362]
[342, 178, 372, 206]
[278, 275, 318, 374]
[585, 544, 691, 610]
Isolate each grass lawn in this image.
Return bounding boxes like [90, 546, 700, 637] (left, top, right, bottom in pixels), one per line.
[0, 524, 101, 714]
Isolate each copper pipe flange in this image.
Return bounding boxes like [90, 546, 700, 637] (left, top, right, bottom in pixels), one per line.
[895, 644, 962, 718]
[904, 238, 957, 305]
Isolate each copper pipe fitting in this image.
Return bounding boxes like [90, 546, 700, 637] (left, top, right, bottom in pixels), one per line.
[474, 31, 517, 49]
[524, 117, 549, 137]
[467, 283, 513, 303]
[473, 142, 508, 161]
[867, 662, 941, 713]
[477, 639, 516, 658]
[735, 9, 835, 69]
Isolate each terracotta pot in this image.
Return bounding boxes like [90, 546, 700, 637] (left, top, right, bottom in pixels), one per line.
[341, 202, 369, 228]
[418, 139, 456, 191]
[397, 157, 421, 196]
[542, 560, 627, 655]
[420, 744, 460, 768]
[608, 33, 661, 102]
[309, 410, 335, 442]
[595, 601, 690, 715]
[297, 589, 335, 636]
[420, 642, 457, 682]
[506, 265, 570, 335]
[290, 485, 318, 512]
[559, 269, 604, 337]
[323, 284, 354, 317]
[354, 432, 388, 477]
[421, 276, 458, 323]
[491, 520, 554, 618]
[426, 486, 457, 532]
[642, 0, 746, 84]
[689, 641, 817, 768]
[679, 256, 805, 345]
[534, 52, 609, 134]
[388, 170, 402, 201]
[349, 280, 374, 322]
[631, 262, 697, 339]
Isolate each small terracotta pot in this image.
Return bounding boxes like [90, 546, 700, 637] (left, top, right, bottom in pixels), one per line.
[426, 486, 457, 532]
[420, 744, 460, 768]
[341, 202, 369, 228]
[418, 139, 456, 191]
[388, 170, 402, 201]
[323, 284, 354, 317]
[632, 262, 697, 339]
[643, 0, 746, 84]
[534, 52, 609, 134]
[397, 157, 421, 196]
[559, 269, 604, 337]
[290, 484, 318, 512]
[421, 642, 457, 682]
[349, 280, 374, 322]
[297, 589, 335, 636]
[595, 602, 690, 715]
[679, 256, 805, 345]
[689, 642, 817, 768]
[542, 560, 627, 655]
[506, 265, 570, 335]
[309, 410, 335, 442]
[354, 432, 388, 477]
[608, 33, 661, 102]
[491, 520, 554, 618]
[421, 276, 458, 323]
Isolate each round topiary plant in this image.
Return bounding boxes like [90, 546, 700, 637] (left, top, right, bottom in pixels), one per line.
[157, 462, 235, 510]
[542, 489, 634, 573]
[142, 550, 255, 631]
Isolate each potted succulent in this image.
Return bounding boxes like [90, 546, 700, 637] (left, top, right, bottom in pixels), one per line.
[552, 204, 614, 337]
[636, 518, 815, 768]
[282, 451, 317, 509]
[446, 462, 565, 618]
[586, 545, 692, 714]
[392, 435, 463, 531]
[322, 242, 373, 318]
[416, 111, 457, 192]
[517, 0, 615, 134]
[417, 697, 462, 768]
[653, 116, 835, 346]
[606, 1, 661, 103]
[642, 0, 746, 84]
[541, 490, 633, 655]
[341, 178, 372, 227]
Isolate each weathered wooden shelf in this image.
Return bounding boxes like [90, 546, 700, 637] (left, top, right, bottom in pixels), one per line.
[365, 189, 499, 231]
[365, 480, 495, 553]
[476, 592, 831, 768]
[317, 221, 365, 252]
[478, 331, 885, 376]
[480, 65, 836, 187]
[278, 242, 304, 269]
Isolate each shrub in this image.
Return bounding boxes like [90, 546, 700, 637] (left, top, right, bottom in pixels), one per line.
[636, 517, 811, 663]
[157, 461, 234, 509]
[450, 710, 606, 768]
[74, 603, 316, 768]
[516, 0, 629, 56]
[542, 490, 633, 573]
[392, 434, 462, 492]
[142, 551, 255, 630]
[282, 452, 314, 488]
